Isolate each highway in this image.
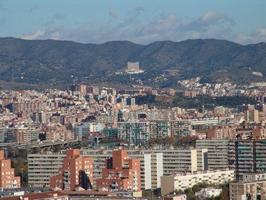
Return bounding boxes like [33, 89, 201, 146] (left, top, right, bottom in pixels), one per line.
[0, 140, 81, 149]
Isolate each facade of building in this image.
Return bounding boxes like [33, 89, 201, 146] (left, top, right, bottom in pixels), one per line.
[161, 170, 235, 195]
[129, 151, 163, 190]
[117, 122, 150, 145]
[0, 127, 17, 143]
[0, 126, 42, 143]
[196, 139, 229, 170]
[83, 149, 163, 190]
[228, 139, 266, 181]
[246, 109, 259, 123]
[73, 122, 105, 140]
[117, 121, 192, 145]
[50, 149, 94, 191]
[27, 146, 207, 192]
[0, 150, 21, 189]
[73, 123, 90, 140]
[197, 148, 209, 171]
[206, 125, 236, 139]
[158, 148, 206, 175]
[15, 127, 42, 143]
[229, 173, 266, 200]
[31, 111, 48, 124]
[196, 139, 266, 181]
[96, 149, 141, 192]
[83, 147, 206, 190]
[150, 152, 163, 189]
[28, 148, 163, 191]
[81, 150, 110, 187]
[28, 152, 65, 188]
[170, 121, 192, 137]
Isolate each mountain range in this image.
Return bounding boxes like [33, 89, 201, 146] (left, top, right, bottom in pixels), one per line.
[0, 37, 266, 88]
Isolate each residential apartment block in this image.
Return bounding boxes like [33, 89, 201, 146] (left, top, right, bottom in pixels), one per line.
[228, 139, 266, 180]
[156, 148, 207, 175]
[230, 173, 266, 200]
[196, 139, 229, 170]
[28, 152, 65, 187]
[117, 120, 192, 145]
[83, 147, 206, 190]
[83, 149, 154, 190]
[161, 170, 235, 195]
[95, 149, 141, 192]
[50, 149, 94, 191]
[0, 150, 21, 189]
[27, 147, 207, 191]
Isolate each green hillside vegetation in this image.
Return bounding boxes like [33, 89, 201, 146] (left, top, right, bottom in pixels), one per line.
[0, 37, 266, 88]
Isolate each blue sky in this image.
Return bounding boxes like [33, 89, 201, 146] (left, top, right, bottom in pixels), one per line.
[0, 0, 265, 44]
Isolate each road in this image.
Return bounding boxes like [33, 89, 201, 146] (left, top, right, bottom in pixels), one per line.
[0, 140, 81, 149]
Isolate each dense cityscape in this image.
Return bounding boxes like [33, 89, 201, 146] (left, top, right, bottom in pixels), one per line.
[1, 0, 266, 200]
[0, 78, 266, 199]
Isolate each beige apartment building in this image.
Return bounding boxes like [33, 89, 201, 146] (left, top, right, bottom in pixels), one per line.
[161, 170, 235, 195]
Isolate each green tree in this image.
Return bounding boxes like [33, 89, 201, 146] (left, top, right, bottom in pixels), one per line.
[185, 188, 196, 200]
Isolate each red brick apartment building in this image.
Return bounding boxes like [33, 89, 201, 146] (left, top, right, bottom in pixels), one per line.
[50, 149, 93, 191]
[96, 149, 141, 192]
[0, 150, 21, 189]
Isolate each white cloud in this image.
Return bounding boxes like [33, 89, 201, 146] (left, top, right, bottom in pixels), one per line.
[256, 28, 266, 37]
[49, 31, 60, 40]
[18, 11, 266, 45]
[128, 11, 235, 43]
[200, 11, 226, 24]
[149, 15, 177, 33]
[21, 29, 61, 40]
[21, 30, 45, 40]
[179, 11, 234, 32]
[235, 28, 266, 44]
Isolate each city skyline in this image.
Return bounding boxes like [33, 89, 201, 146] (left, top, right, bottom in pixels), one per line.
[1, 1, 266, 199]
[0, 0, 265, 44]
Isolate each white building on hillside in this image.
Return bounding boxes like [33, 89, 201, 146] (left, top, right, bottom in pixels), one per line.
[125, 62, 144, 74]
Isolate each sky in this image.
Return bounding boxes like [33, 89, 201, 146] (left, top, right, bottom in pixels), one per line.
[0, 0, 266, 44]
